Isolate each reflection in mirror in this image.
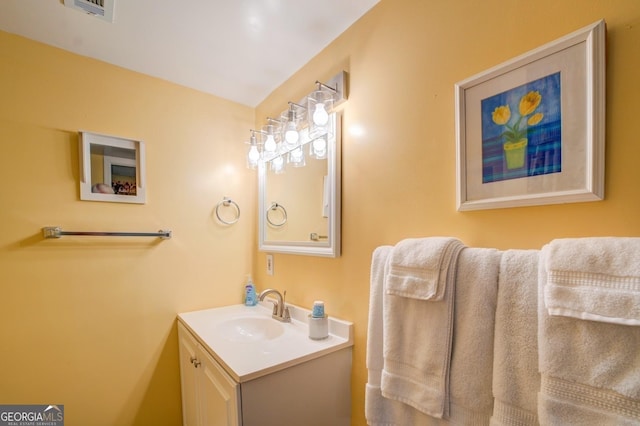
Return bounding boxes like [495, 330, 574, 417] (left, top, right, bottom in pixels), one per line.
[259, 113, 341, 257]
[266, 203, 288, 228]
[79, 131, 146, 204]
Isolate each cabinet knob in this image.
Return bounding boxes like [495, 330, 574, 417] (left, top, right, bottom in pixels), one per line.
[193, 360, 201, 368]
[190, 356, 197, 364]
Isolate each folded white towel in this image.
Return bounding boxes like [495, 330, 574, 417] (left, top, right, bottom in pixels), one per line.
[386, 237, 464, 301]
[544, 237, 640, 325]
[448, 247, 501, 425]
[490, 250, 540, 426]
[381, 237, 465, 419]
[538, 241, 640, 424]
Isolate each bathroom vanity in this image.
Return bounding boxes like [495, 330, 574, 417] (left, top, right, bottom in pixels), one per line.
[177, 302, 353, 426]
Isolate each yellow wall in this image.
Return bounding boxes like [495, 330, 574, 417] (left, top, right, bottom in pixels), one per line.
[254, 1, 640, 425]
[0, 32, 255, 424]
[3, 1, 640, 425]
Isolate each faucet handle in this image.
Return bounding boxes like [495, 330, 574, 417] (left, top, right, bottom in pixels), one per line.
[265, 299, 278, 316]
[281, 290, 290, 320]
[283, 306, 291, 321]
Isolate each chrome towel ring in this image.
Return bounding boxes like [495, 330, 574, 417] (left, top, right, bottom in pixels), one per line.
[215, 197, 240, 225]
[266, 202, 287, 227]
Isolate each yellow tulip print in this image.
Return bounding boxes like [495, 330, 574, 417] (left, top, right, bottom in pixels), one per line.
[519, 91, 542, 116]
[481, 72, 562, 183]
[528, 113, 543, 126]
[491, 91, 544, 144]
[492, 105, 511, 125]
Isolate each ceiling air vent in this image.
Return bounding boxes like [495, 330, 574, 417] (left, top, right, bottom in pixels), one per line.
[64, 0, 115, 23]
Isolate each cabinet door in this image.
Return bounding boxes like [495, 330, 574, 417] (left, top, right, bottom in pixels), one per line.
[198, 348, 241, 426]
[177, 324, 199, 426]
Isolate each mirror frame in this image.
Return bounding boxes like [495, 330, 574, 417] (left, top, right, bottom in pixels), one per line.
[79, 131, 147, 204]
[258, 113, 341, 257]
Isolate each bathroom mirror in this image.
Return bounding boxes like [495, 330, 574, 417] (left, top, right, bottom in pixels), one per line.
[79, 131, 146, 204]
[258, 113, 341, 257]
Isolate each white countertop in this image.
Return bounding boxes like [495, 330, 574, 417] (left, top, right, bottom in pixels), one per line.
[178, 302, 353, 383]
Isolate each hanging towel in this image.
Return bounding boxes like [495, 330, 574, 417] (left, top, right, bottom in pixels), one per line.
[538, 239, 640, 425]
[367, 244, 498, 425]
[447, 247, 501, 425]
[381, 237, 465, 419]
[366, 245, 392, 387]
[490, 249, 540, 426]
[544, 237, 640, 325]
[385, 237, 462, 301]
[365, 245, 437, 425]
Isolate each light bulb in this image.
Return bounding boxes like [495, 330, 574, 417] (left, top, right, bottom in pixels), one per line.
[284, 121, 299, 145]
[312, 138, 326, 152]
[247, 145, 259, 166]
[264, 134, 276, 153]
[290, 147, 305, 167]
[291, 148, 302, 161]
[271, 156, 284, 173]
[312, 137, 327, 158]
[312, 103, 329, 126]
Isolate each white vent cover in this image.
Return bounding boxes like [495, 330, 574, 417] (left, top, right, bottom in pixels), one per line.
[64, 0, 115, 22]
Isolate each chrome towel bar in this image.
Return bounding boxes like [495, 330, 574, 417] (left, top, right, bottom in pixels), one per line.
[42, 227, 172, 239]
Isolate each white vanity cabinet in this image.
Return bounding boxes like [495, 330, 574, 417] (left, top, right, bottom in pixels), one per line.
[177, 303, 354, 426]
[178, 322, 241, 426]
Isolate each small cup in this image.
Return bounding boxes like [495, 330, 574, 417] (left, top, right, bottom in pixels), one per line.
[312, 301, 325, 318]
[308, 314, 329, 340]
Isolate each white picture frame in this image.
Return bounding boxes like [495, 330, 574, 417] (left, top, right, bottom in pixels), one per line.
[79, 131, 147, 204]
[455, 20, 605, 211]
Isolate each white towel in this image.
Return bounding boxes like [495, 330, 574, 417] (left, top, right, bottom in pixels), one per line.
[448, 247, 501, 425]
[538, 240, 640, 425]
[366, 245, 393, 384]
[366, 244, 496, 426]
[544, 237, 640, 325]
[366, 245, 437, 425]
[490, 250, 540, 426]
[381, 237, 465, 418]
[386, 237, 462, 301]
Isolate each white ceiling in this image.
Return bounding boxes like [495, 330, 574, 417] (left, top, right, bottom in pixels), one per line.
[0, 0, 379, 107]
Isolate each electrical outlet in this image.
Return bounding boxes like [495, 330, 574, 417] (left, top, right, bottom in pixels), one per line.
[266, 254, 274, 275]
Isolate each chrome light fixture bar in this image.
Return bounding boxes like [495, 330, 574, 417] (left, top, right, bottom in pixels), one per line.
[245, 71, 348, 172]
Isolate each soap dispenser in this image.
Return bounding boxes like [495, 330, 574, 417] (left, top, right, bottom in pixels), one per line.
[244, 276, 257, 306]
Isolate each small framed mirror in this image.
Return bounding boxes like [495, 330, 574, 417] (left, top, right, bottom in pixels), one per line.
[79, 131, 146, 204]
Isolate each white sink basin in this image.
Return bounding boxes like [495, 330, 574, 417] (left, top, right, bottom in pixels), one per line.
[217, 316, 284, 342]
[178, 302, 353, 382]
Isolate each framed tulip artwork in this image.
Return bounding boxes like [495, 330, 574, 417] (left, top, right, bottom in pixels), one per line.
[455, 20, 605, 211]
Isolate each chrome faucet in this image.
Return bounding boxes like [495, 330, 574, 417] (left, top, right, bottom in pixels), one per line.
[258, 288, 291, 322]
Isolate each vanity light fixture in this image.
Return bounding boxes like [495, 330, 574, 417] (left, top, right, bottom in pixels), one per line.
[308, 83, 333, 132]
[247, 123, 280, 168]
[271, 155, 285, 174]
[283, 102, 305, 147]
[289, 146, 306, 167]
[246, 130, 260, 169]
[310, 136, 328, 159]
[244, 70, 348, 173]
[262, 121, 279, 157]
